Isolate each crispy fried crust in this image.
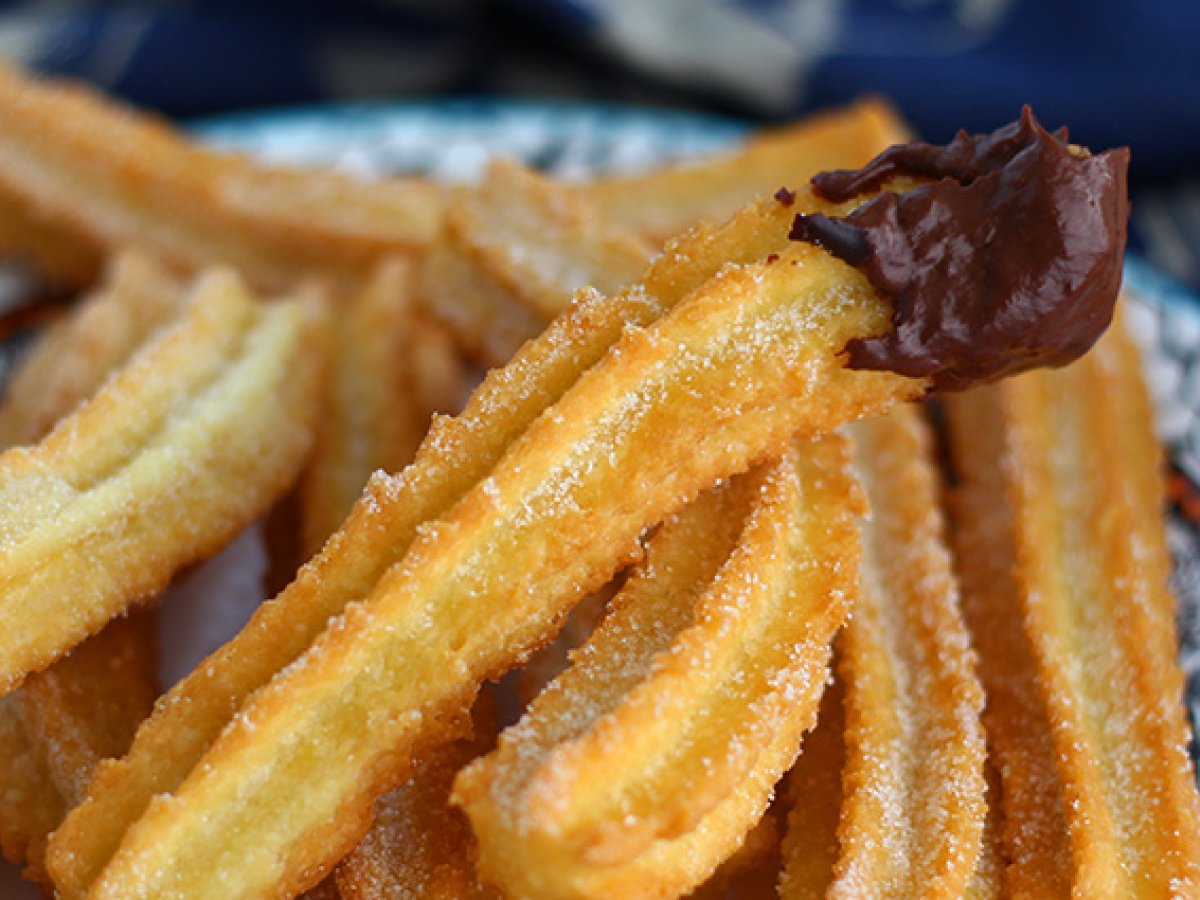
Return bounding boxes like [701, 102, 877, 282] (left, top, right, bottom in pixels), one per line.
[0, 270, 327, 693]
[834, 409, 987, 897]
[420, 160, 651, 364]
[0, 696, 64, 883]
[581, 98, 908, 241]
[946, 315, 1200, 894]
[300, 258, 429, 556]
[0, 249, 184, 447]
[335, 695, 499, 900]
[455, 438, 863, 899]
[0, 62, 443, 291]
[0, 255, 173, 885]
[778, 678, 844, 900]
[17, 610, 158, 806]
[421, 106, 906, 369]
[945, 385, 1075, 895]
[57, 184, 922, 899]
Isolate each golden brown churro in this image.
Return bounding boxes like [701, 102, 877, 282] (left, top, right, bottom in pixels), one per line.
[72, 180, 923, 898]
[946, 315, 1200, 895]
[0, 270, 326, 692]
[779, 407, 986, 899]
[420, 159, 651, 365]
[300, 258, 429, 556]
[0, 249, 184, 447]
[834, 409, 986, 896]
[17, 610, 158, 807]
[0, 62, 443, 291]
[48, 176, 889, 900]
[457, 438, 861, 898]
[582, 98, 908, 242]
[0, 695, 64, 882]
[778, 678, 845, 900]
[335, 694, 499, 900]
[0, 253, 169, 884]
[51, 113, 1131, 898]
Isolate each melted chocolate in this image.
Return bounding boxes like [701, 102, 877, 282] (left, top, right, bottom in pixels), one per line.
[789, 107, 1130, 391]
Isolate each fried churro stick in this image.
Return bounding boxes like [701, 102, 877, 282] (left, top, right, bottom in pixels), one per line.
[778, 678, 844, 900]
[300, 258, 429, 557]
[456, 437, 862, 899]
[0, 270, 327, 693]
[65, 110, 1129, 897]
[0, 695, 64, 882]
[423, 108, 904, 368]
[0, 249, 184, 447]
[335, 694, 499, 900]
[0, 256, 173, 883]
[17, 610, 159, 806]
[0, 62, 443, 292]
[945, 387, 1074, 895]
[582, 98, 907, 241]
[49, 181, 874, 900]
[946, 317, 1200, 895]
[420, 160, 651, 366]
[779, 407, 986, 899]
[836, 409, 986, 895]
[69, 176, 922, 897]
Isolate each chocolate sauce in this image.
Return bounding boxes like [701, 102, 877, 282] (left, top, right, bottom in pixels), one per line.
[789, 107, 1130, 391]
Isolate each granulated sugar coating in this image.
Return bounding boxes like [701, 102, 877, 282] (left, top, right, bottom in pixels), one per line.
[781, 407, 988, 899]
[454, 437, 863, 899]
[65, 182, 927, 900]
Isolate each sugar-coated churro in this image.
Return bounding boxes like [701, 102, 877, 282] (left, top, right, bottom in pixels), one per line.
[0, 256, 170, 885]
[49, 179, 861, 900]
[0, 269, 326, 693]
[455, 437, 862, 899]
[944, 384, 1075, 895]
[0, 249, 184, 447]
[779, 407, 986, 899]
[831, 408, 986, 897]
[420, 159, 650, 366]
[945, 314, 1200, 895]
[55, 116, 1128, 899]
[0, 62, 443, 292]
[0, 695, 64, 882]
[582, 98, 908, 242]
[778, 678, 844, 900]
[335, 694, 499, 900]
[300, 258, 429, 556]
[17, 609, 159, 807]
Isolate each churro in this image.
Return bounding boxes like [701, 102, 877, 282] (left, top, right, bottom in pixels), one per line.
[945, 316, 1200, 894]
[55, 115, 1128, 899]
[49, 175, 852, 899]
[779, 407, 986, 899]
[582, 98, 907, 242]
[0, 269, 326, 692]
[0, 255, 170, 884]
[0, 62, 443, 292]
[456, 437, 862, 898]
[778, 678, 845, 900]
[836, 409, 986, 895]
[335, 694, 499, 900]
[0, 249, 184, 447]
[300, 258, 428, 556]
[420, 159, 650, 365]
[0, 696, 64, 882]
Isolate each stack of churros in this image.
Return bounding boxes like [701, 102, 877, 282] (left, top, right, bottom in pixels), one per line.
[0, 60, 1194, 900]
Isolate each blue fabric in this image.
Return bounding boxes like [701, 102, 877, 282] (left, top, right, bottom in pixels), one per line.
[3, 0, 1198, 288]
